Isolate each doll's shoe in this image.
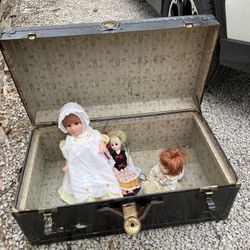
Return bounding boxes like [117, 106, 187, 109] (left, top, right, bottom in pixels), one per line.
[132, 187, 141, 196]
[122, 190, 131, 196]
[123, 188, 141, 197]
[123, 191, 134, 197]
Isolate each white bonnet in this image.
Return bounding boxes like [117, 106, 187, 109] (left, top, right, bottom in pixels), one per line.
[58, 102, 91, 134]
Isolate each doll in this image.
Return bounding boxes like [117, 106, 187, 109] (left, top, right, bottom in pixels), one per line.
[58, 102, 122, 204]
[107, 130, 141, 196]
[140, 146, 188, 194]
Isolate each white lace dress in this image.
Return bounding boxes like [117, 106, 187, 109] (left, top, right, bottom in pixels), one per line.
[58, 130, 122, 204]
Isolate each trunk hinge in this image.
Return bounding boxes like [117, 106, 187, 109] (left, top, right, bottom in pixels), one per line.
[39, 208, 59, 235]
[195, 95, 204, 121]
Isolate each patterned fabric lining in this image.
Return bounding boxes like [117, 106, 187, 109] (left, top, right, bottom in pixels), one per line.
[1, 27, 215, 125]
[35, 98, 196, 125]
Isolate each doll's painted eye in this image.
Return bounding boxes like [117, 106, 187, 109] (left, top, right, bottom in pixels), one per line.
[115, 143, 118, 146]
[74, 122, 80, 125]
[66, 124, 71, 128]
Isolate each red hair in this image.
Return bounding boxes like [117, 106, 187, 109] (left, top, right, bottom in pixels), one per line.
[160, 147, 188, 176]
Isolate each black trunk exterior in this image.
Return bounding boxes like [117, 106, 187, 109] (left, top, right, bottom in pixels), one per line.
[13, 184, 239, 245]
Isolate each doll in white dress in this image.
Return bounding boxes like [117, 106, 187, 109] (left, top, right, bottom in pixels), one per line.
[58, 102, 122, 204]
[140, 147, 188, 194]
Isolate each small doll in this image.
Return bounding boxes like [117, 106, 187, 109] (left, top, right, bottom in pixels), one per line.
[140, 146, 188, 194]
[107, 130, 141, 196]
[58, 102, 122, 204]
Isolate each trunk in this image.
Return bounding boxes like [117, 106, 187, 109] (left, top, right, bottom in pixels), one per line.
[0, 15, 240, 244]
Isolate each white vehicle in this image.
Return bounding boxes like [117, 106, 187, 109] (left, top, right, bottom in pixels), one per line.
[146, 0, 250, 82]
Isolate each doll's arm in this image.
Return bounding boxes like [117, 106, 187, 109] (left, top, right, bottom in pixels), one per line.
[178, 168, 185, 181]
[100, 134, 109, 145]
[99, 141, 108, 154]
[63, 161, 69, 172]
[148, 165, 158, 180]
[59, 140, 68, 171]
[59, 140, 66, 150]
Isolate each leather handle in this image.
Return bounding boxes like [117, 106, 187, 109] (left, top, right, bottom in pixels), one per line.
[205, 197, 216, 214]
[138, 200, 163, 221]
[98, 199, 163, 220]
[201, 197, 216, 217]
[97, 206, 123, 217]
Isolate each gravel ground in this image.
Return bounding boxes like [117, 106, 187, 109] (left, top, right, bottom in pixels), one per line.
[0, 0, 250, 249]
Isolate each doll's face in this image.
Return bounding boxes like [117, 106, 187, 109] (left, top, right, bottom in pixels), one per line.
[63, 114, 84, 137]
[110, 136, 121, 152]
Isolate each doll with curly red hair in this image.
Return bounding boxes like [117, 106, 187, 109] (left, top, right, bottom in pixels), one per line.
[140, 146, 188, 194]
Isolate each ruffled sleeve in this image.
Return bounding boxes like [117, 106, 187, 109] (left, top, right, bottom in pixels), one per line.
[60, 137, 70, 160]
[59, 140, 66, 150]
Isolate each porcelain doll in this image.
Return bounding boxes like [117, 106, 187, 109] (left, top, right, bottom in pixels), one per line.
[140, 146, 188, 194]
[58, 102, 122, 204]
[107, 130, 141, 196]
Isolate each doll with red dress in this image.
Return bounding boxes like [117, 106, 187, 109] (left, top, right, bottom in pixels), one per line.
[140, 146, 188, 194]
[107, 130, 141, 196]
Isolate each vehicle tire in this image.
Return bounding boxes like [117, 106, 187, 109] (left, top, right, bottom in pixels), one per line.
[162, 0, 232, 84]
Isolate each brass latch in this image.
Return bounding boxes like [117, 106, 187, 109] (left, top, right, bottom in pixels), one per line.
[99, 20, 120, 31]
[98, 201, 156, 235]
[122, 203, 141, 235]
[185, 23, 193, 28]
[38, 207, 58, 214]
[27, 32, 37, 40]
[200, 185, 217, 195]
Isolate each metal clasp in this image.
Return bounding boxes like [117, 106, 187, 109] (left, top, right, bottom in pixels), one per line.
[39, 208, 58, 235]
[185, 23, 193, 28]
[200, 185, 217, 194]
[27, 32, 37, 40]
[122, 203, 141, 235]
[98, 200, 158, 235]
[99, 20, 120, 31]
[200, 186, 217, 215]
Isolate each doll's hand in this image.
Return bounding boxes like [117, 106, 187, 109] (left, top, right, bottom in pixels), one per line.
[63, 162, 69, 172]
[99, 141, 108, 154]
